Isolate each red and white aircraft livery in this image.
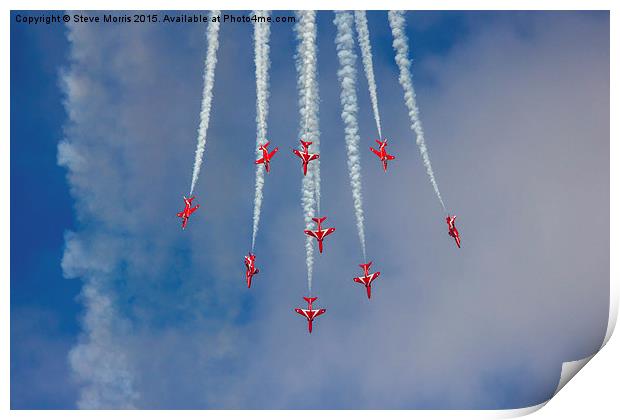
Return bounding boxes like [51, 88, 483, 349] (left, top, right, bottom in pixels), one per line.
[176, 196, 200, 230]
[294, 296, 326, 334]
[304, 216, 336, 254]
[255, 141, 279, 173]
[353, 262, 381, 299]
[292, 139, 319, 176]
[370, 139, 395, 172]
[446, 215, 461, 248]
[244, 253, 259, 288]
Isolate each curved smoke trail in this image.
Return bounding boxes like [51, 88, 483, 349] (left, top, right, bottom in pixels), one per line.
[189, 10, 221, 195]
[354, 11, 382, 140]
[388, 11, 446, 212]
[251, 11, 271, 251]
[334, 11, 367, 261]
[294, 11, 320, 291]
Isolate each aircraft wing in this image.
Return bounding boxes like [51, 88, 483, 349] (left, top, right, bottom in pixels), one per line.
[293, 149, 303, 159]
[295, 308, 308, 318]
[370, 147, 382, 158]
[189, 205, 199, 215]
[324, 227, 336, 237]
[370, 272, 381, 282]
[315, 308, 326, 317]
[353, 276, 365, 284]
[308, 153, 319, 161]
[268, 147, 279, 159]
[386, 154, 395, 160]
[304, 229, 319, 239]
[255, 157, 266, 164]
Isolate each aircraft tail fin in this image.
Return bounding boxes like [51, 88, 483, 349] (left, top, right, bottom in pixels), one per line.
[312, 216, 327, 225]
[303, 296, 318, 305]
[301, 140, 313, 148]
[360, 261, 373, 270]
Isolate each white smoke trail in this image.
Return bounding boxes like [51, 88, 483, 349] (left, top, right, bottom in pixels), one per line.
[388, 11, 447, 212]
[294, 11, 321, 291]
[189, 10, 221, 195]
[302, 13, 322, 216]
[354, 11, 382, 140]
[251, 11, 271, 251]
[334, 11, 367, 261]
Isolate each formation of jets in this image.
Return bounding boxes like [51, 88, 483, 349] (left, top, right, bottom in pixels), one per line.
[178, 137, 460, 333]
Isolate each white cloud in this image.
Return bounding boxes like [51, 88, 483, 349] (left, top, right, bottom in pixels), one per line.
[57, 11, 609, 409]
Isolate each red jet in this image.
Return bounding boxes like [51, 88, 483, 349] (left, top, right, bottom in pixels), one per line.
[244, 253, 259, 288]
[353, 262, 381, 299]
[294, 296, 326, 334]
[292, 139, 319, 176]
[370, 139, 395, 172]
[176, 196, 200, 229]
[255, 141, 279, 173]
[446, 215, 461, 248]
[304, 216, 336, 254]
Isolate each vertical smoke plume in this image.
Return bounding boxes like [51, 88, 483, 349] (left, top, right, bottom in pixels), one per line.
[294, 11, 321, 291]
[334, 11, 367, 261]
[388, 11, 447, 212]
[189, 10, 221, 195]
[354, 11, 383, 140]
[251, 10, 271, 250]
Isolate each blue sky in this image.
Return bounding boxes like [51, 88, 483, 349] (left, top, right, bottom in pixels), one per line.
[11, 13, 80, 408]
[11, 10, 609, 409]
